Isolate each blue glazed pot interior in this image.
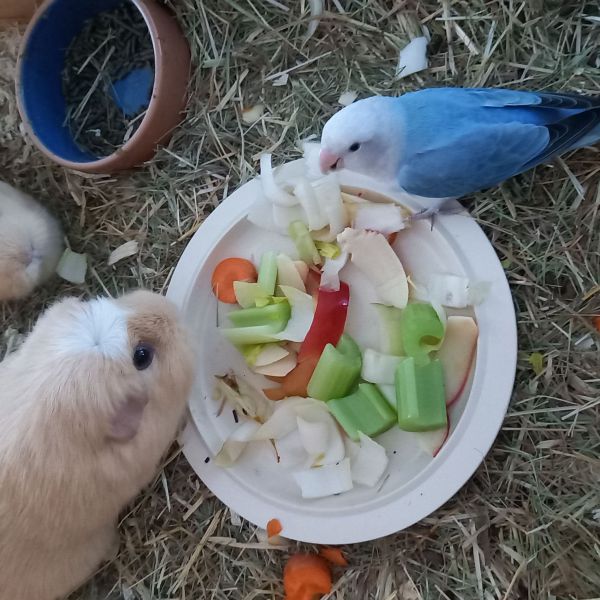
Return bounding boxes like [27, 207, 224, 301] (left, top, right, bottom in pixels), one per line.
[19, 0, 146, 164]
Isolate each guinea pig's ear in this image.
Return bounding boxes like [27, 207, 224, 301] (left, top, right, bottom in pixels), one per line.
[109, 393, 148, 442]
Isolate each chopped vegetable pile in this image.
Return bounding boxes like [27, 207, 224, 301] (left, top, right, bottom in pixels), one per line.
[208, 150, 487, 500]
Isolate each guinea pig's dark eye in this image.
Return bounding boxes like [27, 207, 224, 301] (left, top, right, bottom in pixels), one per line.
[349, 142, 360, 152]
[133, 343, 154, 371]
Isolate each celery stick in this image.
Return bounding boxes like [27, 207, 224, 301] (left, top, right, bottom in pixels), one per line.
[328, 383, 397, 441]
[257, 251, 278, 295]
[220, 322, 286, 345]
[395, 357, 447, 432]
[307, 343, 362, 401]
[234, 281, 269, 308]
[373, 304, 404, 355]
[228, 301, 290, 328]
[336, 333, 361, 359]
[288, 220, 321, 265]
[401, 303, 445, 366]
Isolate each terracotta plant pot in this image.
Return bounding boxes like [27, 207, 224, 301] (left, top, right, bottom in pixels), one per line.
[16, 0, 191, 174]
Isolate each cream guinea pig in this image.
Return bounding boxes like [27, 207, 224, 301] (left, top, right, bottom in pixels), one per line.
[0, 181, 63, 301]
[0, 290, 194, 600]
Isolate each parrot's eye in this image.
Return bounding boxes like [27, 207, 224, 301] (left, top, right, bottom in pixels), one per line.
[349, 143, 361, 152]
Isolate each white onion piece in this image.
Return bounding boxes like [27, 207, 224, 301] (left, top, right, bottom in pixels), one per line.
[276, 430, 308, 468]
[361, 349, 402, 385]
[349, 432, 389, 487]
[353, 204, 408, 235]
[320, 251, 348, 291]
[296, 416, 329, 457]
[293, 458, 353, 499]
[338, 90, 358, 106]
[254, 344, 289, 367]
[273, 204, 308, 230]
[56, 248, 87, 284]
[302, 141, 322, 179]
[294, 178, 329, 231]
[277, 254, 306, 291]
[295, 404, 345, 467]
[252, 397, 320, 441]
[215, 420, 261, 467]
[428, 274, 470, 308]
[377, 384, 397, 409]
[272, 286, 315, 342]
[396, 36, 428, 79]
[247, 197, 278, 232]
[260, 154, 297, 206]
[313, 175, 347, 238]
[214, 376, 274, 422]
[254, 352, 297, 377]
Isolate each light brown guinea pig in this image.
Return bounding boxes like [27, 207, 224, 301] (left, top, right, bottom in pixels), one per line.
[0, 290, 194, 600]
[0, 181, 63, 301]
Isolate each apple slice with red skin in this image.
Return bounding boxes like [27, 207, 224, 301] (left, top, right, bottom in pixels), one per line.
[437, 316, 478, 408]
[414, 415, 451, 457]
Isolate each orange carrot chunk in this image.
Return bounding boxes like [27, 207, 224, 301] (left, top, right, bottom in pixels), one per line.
[284, 554, 332, 600]
[318, 547, 348, 567]
[267, 518, 283, 538]
[211, 258, 257, 304]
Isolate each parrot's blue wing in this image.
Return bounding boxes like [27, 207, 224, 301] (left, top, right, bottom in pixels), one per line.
[398, 122, 549, 198]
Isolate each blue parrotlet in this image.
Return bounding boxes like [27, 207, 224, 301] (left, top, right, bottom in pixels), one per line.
[319, 88, 600, 214]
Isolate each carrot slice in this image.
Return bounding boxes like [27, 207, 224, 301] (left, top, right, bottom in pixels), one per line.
[267, 518, 283, 538]
[284, 554, 332, 600]
[319, 547, 348, 567]
[211, 257, 257, 304]
[264, 355, 319, 400]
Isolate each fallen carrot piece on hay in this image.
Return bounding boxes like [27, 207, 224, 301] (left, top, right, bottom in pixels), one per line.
[318, 546, 348, 567]
[267, 518, 283, 538]
[284, 553, 332, 600]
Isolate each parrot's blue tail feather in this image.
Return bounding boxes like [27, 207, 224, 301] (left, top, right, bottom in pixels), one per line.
[535, 92, 600, 110]
[523, 107, 600, 169]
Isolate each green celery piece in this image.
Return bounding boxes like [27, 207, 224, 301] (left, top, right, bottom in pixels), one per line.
[288, 221, 321, 265]
[401, 303, 444, 366]
[314, 241, 341, 259]
[234, 281, 269, 309]
[228, 301, 290, 328]
[220, 322, 286, 345]
[374, 304, 404, 356]
[328, 383, 397, 441]
[307, 343, 362, 401]
[395, 357, 447, 432]
[336, 333, 361, 359]
[257, 251, 278, 295]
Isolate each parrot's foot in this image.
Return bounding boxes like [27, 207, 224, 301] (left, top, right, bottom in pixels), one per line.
[410, 205, 469, 230]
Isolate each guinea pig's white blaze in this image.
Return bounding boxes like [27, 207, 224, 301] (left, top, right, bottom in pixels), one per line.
[58, 298, 130, 359]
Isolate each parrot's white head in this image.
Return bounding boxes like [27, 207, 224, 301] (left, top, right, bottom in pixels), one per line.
[319, 96, 402, 182]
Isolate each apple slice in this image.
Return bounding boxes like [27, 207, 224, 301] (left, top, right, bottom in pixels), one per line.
[414, 414, 450, 457]
[437, 316, 478, 407]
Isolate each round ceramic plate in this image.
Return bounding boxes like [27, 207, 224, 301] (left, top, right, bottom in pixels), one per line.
[167, 160, 517, 544]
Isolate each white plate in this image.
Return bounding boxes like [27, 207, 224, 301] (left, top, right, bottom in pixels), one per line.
[167, 160, 517, 544]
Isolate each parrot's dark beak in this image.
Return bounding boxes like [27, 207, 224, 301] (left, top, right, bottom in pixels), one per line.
[319, 149, 342, 173]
